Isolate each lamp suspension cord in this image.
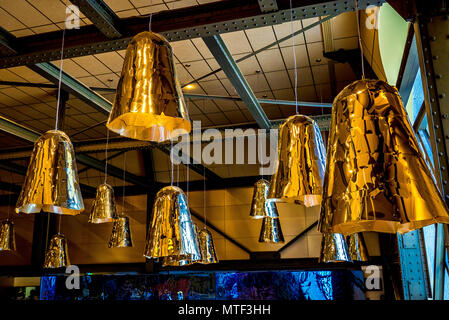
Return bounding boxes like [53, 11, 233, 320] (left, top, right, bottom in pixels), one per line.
[55, 27, 66, 131]
[171, 139, 174, 186]
[355, 0, 366, 80]
[289, 0, 299, 115]
[104, 128, 110, 184]
[122, 152, 127, 216]
[148, 0, 153, 31]
[203, 165, 206, 230]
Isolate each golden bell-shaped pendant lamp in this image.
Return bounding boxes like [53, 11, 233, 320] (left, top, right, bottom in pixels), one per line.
[250, 179, 279, 219]
[0, 220, 16, 251]
[259, 217, 285, 243]
[197, 228, 219, 264]
[268, 115, 326, 207]
[319, 79, 449, 235]
[108, 216, 133, 248]
[89, 183, 118, 223]
[144, 186, 200, 261]
[15, 130, 84, 215]
[107, 31, 191, 143]
[319, 232, 352, 263]
[347, 233, 369, 262]
[43, 233, 70, 268]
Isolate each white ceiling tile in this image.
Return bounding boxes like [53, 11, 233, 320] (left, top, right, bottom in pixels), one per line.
[213, 100, 239, 112]
[265, 70, 291, 90]
[273, 20, 305, 48]
[221, 31, 252, 55]
[0, 8, 26, 31]
[206, 112, 230, 125]
[273, 88, 294, 100]
[103, 0, 134, 11]
[171, 40, 203, 62]
[71, 56, 111, 75]
[331, 12, 357, 39]
[233, 56, 260, 76]
[137, 4, 168, 14]
[298, 85, 317, 101]
[27, 0, 69, 23]
[10, 29, 35, 37]
[94, 52, 124, 73]
[0, 0, 51, 27]
[181, 60, 212, 79]
[225, 110, 247, 123]
[190, 38, 214, 59]
[245, 74, 270, 92]
[256, 49, 285, 73]
[244, 26, 276, 51]
[312, 64, 330, 84]
[176, 64, 194, 84]
[198, 79, 228, 96]
[306, 42, 326, 66]
[333, 37, 359, 51]
[280, 45, 309, 69]
[287, 67, 313, 87]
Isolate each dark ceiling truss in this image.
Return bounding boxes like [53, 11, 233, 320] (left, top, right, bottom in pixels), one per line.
[69, 0, 122, 38]
[0, 0, 384, 69]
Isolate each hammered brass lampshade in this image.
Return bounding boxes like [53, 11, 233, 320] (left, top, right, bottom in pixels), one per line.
[107, 31, 191, 143]
[43, 233, 70, 268]
[347, 233, 369, 262]
[250, 179, 279, 219]
[161, 223, 201, 267]
[144, 186, 200, 261]
[108, 216, 133, 248]
[268, 115, 326, 207]
[0, 220, 16, 251]
[319, 79, 449, 235]
[15, 130, 84, 215]
[89, 183, 118, 223]
[259, 217, 284, 243]
[197, 228, 219, 264]
[319, 232, 352, 263]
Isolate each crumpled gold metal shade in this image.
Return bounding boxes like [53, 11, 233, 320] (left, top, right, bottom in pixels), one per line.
[89, 183, 118, 223]
[268, 115, 326, 206]
[0, 220, 16, 251]
[347, 233, 369, 262]
[108, 216, 133, 248]
[144, 186, 200, 261]
[15, 130, 84, 215]
[259, 217, 284, 243]
[319, 79, 449, 235]
[250, 179, 279, 219]
[319, 232, 352, 263]
[43, 233, 70, 268]
[197, 228, 219, 264]
[107, 31, 191, 142]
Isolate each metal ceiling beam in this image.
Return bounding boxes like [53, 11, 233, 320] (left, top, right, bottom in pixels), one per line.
[203, 34, 271, 129]
[69, 0, 122, 38]
[258, 0, 278, 12]
[0, 0, 383, 69]
[0, 115, 150, 189]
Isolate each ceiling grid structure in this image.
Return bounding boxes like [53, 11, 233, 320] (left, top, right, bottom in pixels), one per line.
[0, 0, 364, 190]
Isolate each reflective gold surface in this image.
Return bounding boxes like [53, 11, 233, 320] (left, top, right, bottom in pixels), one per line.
[144, 186, 200, 260]
[197, 228, 219, 264]
[319, 79, 449, 235]
[161, 223, 202, 266]
[347, 233, 369, 261]
[15, 130, 84, 215]
[268, 115, 326, 206]
[43, 233, 70, 268]
[0, 220, 15, 251]
[259, 217, 284, 243]
[319, 232, 352, 263]
[89, 183, 118, 223]
[107, 31, 191, 142]
[250, 179, 279, 219]
[108, 216, 133, 248]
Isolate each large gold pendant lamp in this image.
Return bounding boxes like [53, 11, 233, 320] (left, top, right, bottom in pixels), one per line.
[107, 31, 191, 142]
[15, 130, 84, 215]
[259, 217, 285, 243]
[268, 115, 326, 206]
[0, 220, 16, 251]
[319, 79, 449, 235]
[144, 186, 200, 263]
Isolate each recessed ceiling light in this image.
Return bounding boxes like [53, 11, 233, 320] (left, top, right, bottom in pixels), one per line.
[185, 84, 194, 89]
